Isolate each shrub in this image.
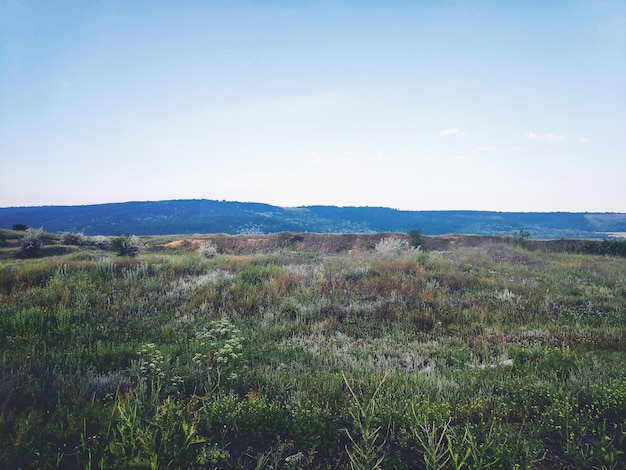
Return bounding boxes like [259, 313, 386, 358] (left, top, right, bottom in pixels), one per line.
[111, 235, 141, 257]
[88, 235, 111, 250]
[512, 228, 531, 241]
[583, 239, 626, 258]
[60, 232, 85, 245]
[408, 229, 424, 249]
[17, 227, 44, 258]
[375, 237, 417, 258]
[12, 223, 28, 231]
[198, 240, 218, 259]
[193, 319, 246, 393]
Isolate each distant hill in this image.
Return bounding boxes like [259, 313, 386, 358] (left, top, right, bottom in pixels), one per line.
[1, 199, 625, 239]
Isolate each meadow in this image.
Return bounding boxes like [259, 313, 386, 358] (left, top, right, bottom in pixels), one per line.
[0, 230, 624, 469]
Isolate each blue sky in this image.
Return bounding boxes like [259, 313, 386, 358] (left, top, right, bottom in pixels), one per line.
[1, 0, 625, 211]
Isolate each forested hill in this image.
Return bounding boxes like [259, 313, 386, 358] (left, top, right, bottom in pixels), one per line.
[1, 199, 625, 239]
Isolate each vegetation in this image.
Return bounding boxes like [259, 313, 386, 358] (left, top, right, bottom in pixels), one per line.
[111, 234, 141, 258]
[375, 236, 418, 258]
[512, 227, 532, 242]
[17, 227, 44, 258]
[2, 199, 626, 238]
[60, 232, 86, 246]
[198, 240, 219, 259]
[583, 239, 626, 258]
[409, 229, 424, 249]
[0, 232, 625, 468]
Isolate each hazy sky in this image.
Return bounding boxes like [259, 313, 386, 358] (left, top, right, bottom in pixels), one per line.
[1, 1, 625, 211]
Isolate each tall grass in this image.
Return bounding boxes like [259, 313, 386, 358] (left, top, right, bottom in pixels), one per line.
[0, 241, 624, 468]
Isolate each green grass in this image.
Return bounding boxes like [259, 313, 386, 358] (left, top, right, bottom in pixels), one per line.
[0, 237, 624, 468]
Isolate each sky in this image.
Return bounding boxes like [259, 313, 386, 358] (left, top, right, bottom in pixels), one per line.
[1, 0, 625, 212]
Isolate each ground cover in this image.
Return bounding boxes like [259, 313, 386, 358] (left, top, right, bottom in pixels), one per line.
[0, 233, 624, 468]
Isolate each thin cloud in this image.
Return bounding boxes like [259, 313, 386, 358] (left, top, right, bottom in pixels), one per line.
[579, 138, 589, 144]
[525, 132, 539, 140]
[525, 131, 565, 141]
[544, 133, 565, 141]
[440, 128, 464, 136]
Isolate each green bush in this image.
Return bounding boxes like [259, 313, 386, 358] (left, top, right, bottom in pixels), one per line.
[583, 239, 626, 257]
[512, 227, 532, 242]
[408, 229, 424, 249]
[111, 235, 141, 257]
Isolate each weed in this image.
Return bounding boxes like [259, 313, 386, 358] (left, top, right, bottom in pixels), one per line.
[343, 371, 389, 469]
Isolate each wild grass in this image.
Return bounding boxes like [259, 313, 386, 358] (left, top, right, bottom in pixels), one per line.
[0, 238, 624, 468]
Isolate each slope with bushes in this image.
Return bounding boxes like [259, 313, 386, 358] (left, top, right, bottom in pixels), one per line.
[0, 233, 625, 468]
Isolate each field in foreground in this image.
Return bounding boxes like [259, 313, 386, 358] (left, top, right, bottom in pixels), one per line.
[0, 233, 625, 469]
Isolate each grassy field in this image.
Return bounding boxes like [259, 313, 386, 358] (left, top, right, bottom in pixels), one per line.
[0, 231, 625, 469]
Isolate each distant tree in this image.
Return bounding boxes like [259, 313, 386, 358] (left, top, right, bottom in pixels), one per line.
[12, 224, 28, 231]
[111, 235, 141, 257]
[17, 228, 43, 258]
[512, 228, 531, 241]
[408, 229, 424, 249]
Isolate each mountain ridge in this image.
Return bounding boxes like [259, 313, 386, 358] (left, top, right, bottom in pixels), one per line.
[1, 199, 625, 239]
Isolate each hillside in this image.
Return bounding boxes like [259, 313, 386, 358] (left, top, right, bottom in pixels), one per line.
[1, 199, 626, 238]
[1, 230, 625, 468]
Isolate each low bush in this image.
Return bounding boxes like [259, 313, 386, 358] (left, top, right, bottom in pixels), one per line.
[375, 236, 418, 258]
[583, 239, 626, 257]
[198, 240, 218, 259]
[111, 235, 141, 257]
[60, 232, 86, 245]
[88, 235, 111, 249]
[16, 227, 44, 258]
